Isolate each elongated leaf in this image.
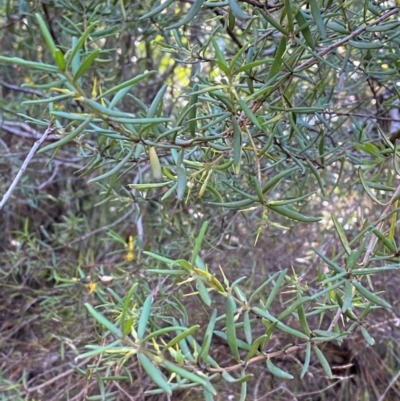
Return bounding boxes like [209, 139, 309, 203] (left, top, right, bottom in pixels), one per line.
[332, 214, 351, 255]
[232, 116, 242, 173]
[199, 309, 217, 363]
[88, 145, 134, 183]
[137, 295, 152, 340]
[85, 303, 121, 337]
[229, 0, 251, 20]
[140, 0, 175, 20]
[268, 204, 321, 223]
[164, 325, 200, 350]
[300, 342, 311, 379]
[149, 147, 162, 180]
[99, 71, 156, 99]
[361, 327, 375, 345]
[138, 353, 172, 395]
[191, 221, 209, 266]
[36, 13, 57, 57]
[309, 0, 326, 39]
[226, 296, 240, 361]
[238, 98, 262, 130]
[265, 269, 287, 310]
[0, 56, 58, 72]
[295, 10, 314, 49]
[166, 0, 205, 30]
[352, 280, 391, 308]
[74, 49, 101, 80]
[38, 118, 92, 153]
[267, 358, 294, 379]
[313, 346, 332, 378]
[266, 36, 286, 82]
[68, 21, 99, 68]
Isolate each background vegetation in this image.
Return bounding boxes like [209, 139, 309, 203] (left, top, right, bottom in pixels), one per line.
[1, 0, 400, 400]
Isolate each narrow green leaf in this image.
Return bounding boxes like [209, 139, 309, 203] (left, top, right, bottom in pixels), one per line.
[197, 279, 212, 306]
[74, 49, 101, 80]
[252, 307, 309, 340]
[244, 333, 271, 363]
[349, 40, 381, 49]
[98, 71, 156, 100]
[121, 282, 139, 336]
[352, 280, 391, 308]
[54, 48, 66, 71]
[309, 0, 326, 39]
[258, 9, 289, 35]
[300, 342, 311, 379]
[262, 167, 298, 194]
[191, 221, 209, 266]
[267, 358, 294, 379]
[312, 247, 344, 273]
[188, 83, 199, 137]
[238, 98, 263, 130]
[166, 0, 205, 30]
[68, 21, 99, 68]
[211, 37, 229, 74]
[229, 0, 251, 20]
[0, 56, 58, 72]
[268, 204, 321, 223]
[313, 346, 332, 378]
[162, 360, 210, 389]
[372, 228, 397, 253]
[232, 116, 242, 173]
[265, 269, 287, 310]
[140, 0, 175, 20]
[85, 303, 121, 337]
[176, 164, 187, 200]
[226, 296, 240, 361]
[199, 309, 217, 363]
[35, 13, 57, 57]
[295, 10, 314, 49]
[342, 280, 353, 313]
[38, 118, 92, 153]
[138, 353, 172, 395]
[149, 147, 162, 180]
[360, 327, 375, 345]
[222, 371, 254, 384]
[164, 325, 200, 350]
[266, 36, 286, 82]
[243, 311, 252, 344]
[229, 43, 248, 73]
[358, 168, 386, 206]
[137, 295, 153, 340]
[88, 145, 134, 183]
[282, 0, 294, 33]
[248, 273, 278, 305]
[306, 159, 326, 197]
[207, 198, 255, 209]
[332, 214, 351, 255]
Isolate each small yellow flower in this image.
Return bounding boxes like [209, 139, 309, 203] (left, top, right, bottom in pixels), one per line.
[125, 236, 135, 261]
[86, 281, 97, 294]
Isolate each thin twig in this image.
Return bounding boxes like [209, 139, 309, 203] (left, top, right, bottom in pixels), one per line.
[53, 205, 137, 250]
[0, 121, 56, 211]
[327, 307, 343, 332]
[378, 368, 400, 401]
[362, 182, 400, 266]
[0, 80, 43, 96]
[23, 357, 91, 393]
[295, 8, 400, 72]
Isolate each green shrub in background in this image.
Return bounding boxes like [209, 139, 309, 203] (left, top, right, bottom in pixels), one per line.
[1, 0, 400, 399]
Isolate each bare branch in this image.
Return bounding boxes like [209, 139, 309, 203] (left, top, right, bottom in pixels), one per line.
[0, 121, 56, 211]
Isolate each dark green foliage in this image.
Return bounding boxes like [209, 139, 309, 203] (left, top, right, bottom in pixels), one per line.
[1, 1, 400, 400]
